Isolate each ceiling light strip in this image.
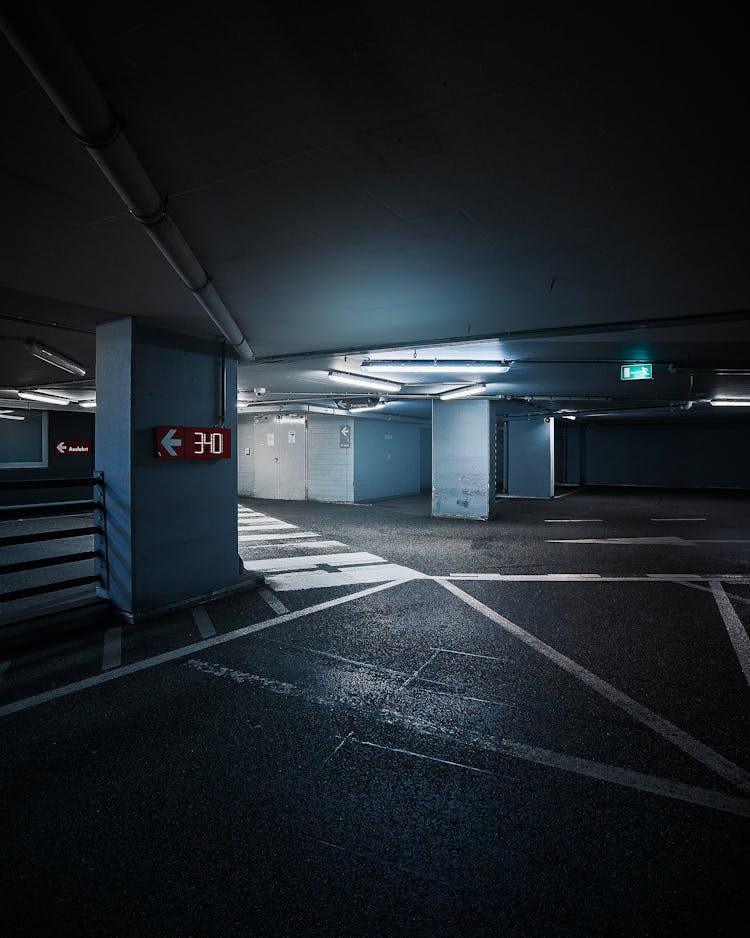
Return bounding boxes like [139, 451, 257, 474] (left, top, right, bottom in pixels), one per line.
[328, 369, 401, 392]
[438, 383, 487, 401]
[361, 359, 510, 373]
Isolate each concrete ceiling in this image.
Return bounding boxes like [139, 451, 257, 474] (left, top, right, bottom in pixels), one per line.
[0, 3, 748, 421]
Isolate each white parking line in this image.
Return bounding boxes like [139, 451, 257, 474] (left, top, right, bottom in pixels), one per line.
[191, 606, 217, 638]
[650, 518, 706, 522]
[0, 579, 410, 719]
[237, 522, 297, 531]
[244, 552, 386, 573]
[710, 580, 750, 688]
[549, 538, 750, 545]
[447, 573, 750, 582]
[101, 626, 122, 672]
[545, 519, 603, 523]
[239, 540, 348, 551]
[258, 588, 290, 616]
[438, 578, 750, 795]
[238, 532, 320, 542]
[350, 736, 750, 818]
[266, 563, 425, 591]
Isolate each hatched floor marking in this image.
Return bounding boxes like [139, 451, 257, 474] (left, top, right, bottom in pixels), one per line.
[238, 532, 320, 542]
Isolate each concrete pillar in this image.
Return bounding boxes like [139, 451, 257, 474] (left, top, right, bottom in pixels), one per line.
[506, 416, 555, 497]
[432, 399, 494, 519]
[95, 318, 240, 619]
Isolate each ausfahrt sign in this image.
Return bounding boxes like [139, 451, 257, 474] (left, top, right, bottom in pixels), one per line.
[55, 440, 91, 455]
[155, 426, 232, 460]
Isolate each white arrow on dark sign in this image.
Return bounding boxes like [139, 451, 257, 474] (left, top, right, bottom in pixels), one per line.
[56, 441, 67, 454]
[160, 428, 183, 457]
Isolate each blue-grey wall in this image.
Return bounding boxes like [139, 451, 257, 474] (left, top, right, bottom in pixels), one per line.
[420, 427, 432, 490]
[432, 399, 493, 519]
[96, 319, 238, 616]
[506, 417, 555, 498]
[307, 414, 354, 502]
[354, 418, 420, 501]
[575, 420, 750, 488]
[0, 410, 95, 505]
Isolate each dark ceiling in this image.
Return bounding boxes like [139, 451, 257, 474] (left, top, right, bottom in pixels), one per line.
[0, 3, 748, 421]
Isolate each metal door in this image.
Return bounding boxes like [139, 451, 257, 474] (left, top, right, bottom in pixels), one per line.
[277, 420, 306, 499]
[254, 420, 279, 498]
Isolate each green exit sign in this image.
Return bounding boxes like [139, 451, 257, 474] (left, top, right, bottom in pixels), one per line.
[621, 363, 653, 381]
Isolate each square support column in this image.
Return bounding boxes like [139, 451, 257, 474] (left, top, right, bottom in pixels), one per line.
[432, 399, 494, 519]
[506, 416, 555, 497]
[95, 318, 240, 619]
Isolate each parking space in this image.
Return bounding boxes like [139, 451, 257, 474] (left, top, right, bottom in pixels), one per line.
[1, 489, 749, 935]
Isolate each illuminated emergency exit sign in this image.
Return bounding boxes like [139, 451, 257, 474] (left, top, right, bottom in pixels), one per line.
[155, 426, 232, 460]
[620, 363, 653, 381]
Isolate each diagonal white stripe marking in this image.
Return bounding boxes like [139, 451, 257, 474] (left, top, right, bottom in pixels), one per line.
[244, 552, 385, 573]
[239, 540, 348, 551]
[671, 579, 750, 606]
[0, 580, 410, 720]
[237, 522, 297, 531]
[438, 578, 750, 794]
[447, 573, 750, 582]
[266, 564, 425, 591]
[101, 626, 122, 672]
[710, 580, 750, 688]
[258, 588, 290, 615]
[191, 606, 216, 638]
[351, 737, 750, 818]
[238, 532, 320, 542]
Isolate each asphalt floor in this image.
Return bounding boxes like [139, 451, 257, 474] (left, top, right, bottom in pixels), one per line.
[1, 487, 749, 936]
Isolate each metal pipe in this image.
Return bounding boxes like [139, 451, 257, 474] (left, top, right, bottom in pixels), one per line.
[0, 3, 253, 361]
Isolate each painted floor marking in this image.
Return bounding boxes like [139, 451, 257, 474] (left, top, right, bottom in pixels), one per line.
[0, 578, 410, 720]
[710, 580, 750, 688]
[237, 522, 297, 531]
[401, 650, 440, 689]
[650, 518, 706, 522]
[191, 605, 216, 638]
[258, 587, 290, 616]
[447, 573, 750, 582]
[101, 626, 122, 672]
[239, 540, 348, 551]
[545, 519, 603, 523]
[549, 537, 750, 546]
[238, 531, 320, 542]
[266, 563, 426, 591]
[348, 737, 750, 818]
[437, 578, 750, 794]
[244, 552, 385, 574]
[670, 579, 750, 606]
[430, 647, 507, 662]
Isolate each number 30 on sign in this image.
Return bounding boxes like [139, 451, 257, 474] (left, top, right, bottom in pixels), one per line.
[155, 426, 232, 460]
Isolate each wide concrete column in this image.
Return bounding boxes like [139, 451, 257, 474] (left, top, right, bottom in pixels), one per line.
[506, 416, 555, 497]
[95, 318, 239, 619]
[432, 399, 494, 519]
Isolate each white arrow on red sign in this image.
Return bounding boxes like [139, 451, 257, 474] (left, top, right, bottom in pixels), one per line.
[160, 428, 183, 457]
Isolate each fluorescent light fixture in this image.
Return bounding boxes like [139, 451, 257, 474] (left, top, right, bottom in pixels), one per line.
[328, 369, 401, 392]
[349, 402, 386, 413]
[362, 359, 510, 373]
[79, 399, 96, 408]
[438, 383, 487, 401]
[17, 390, 71, 405]
[709, 399, 750, 406]
[562, 415, 576, 420]
[26, 341, 86, 377]
[0, 410, 24, 420]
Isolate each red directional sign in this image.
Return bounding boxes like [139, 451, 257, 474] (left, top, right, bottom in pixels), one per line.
[55, 440, 91, 455]
[155, 426, 231, 460]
